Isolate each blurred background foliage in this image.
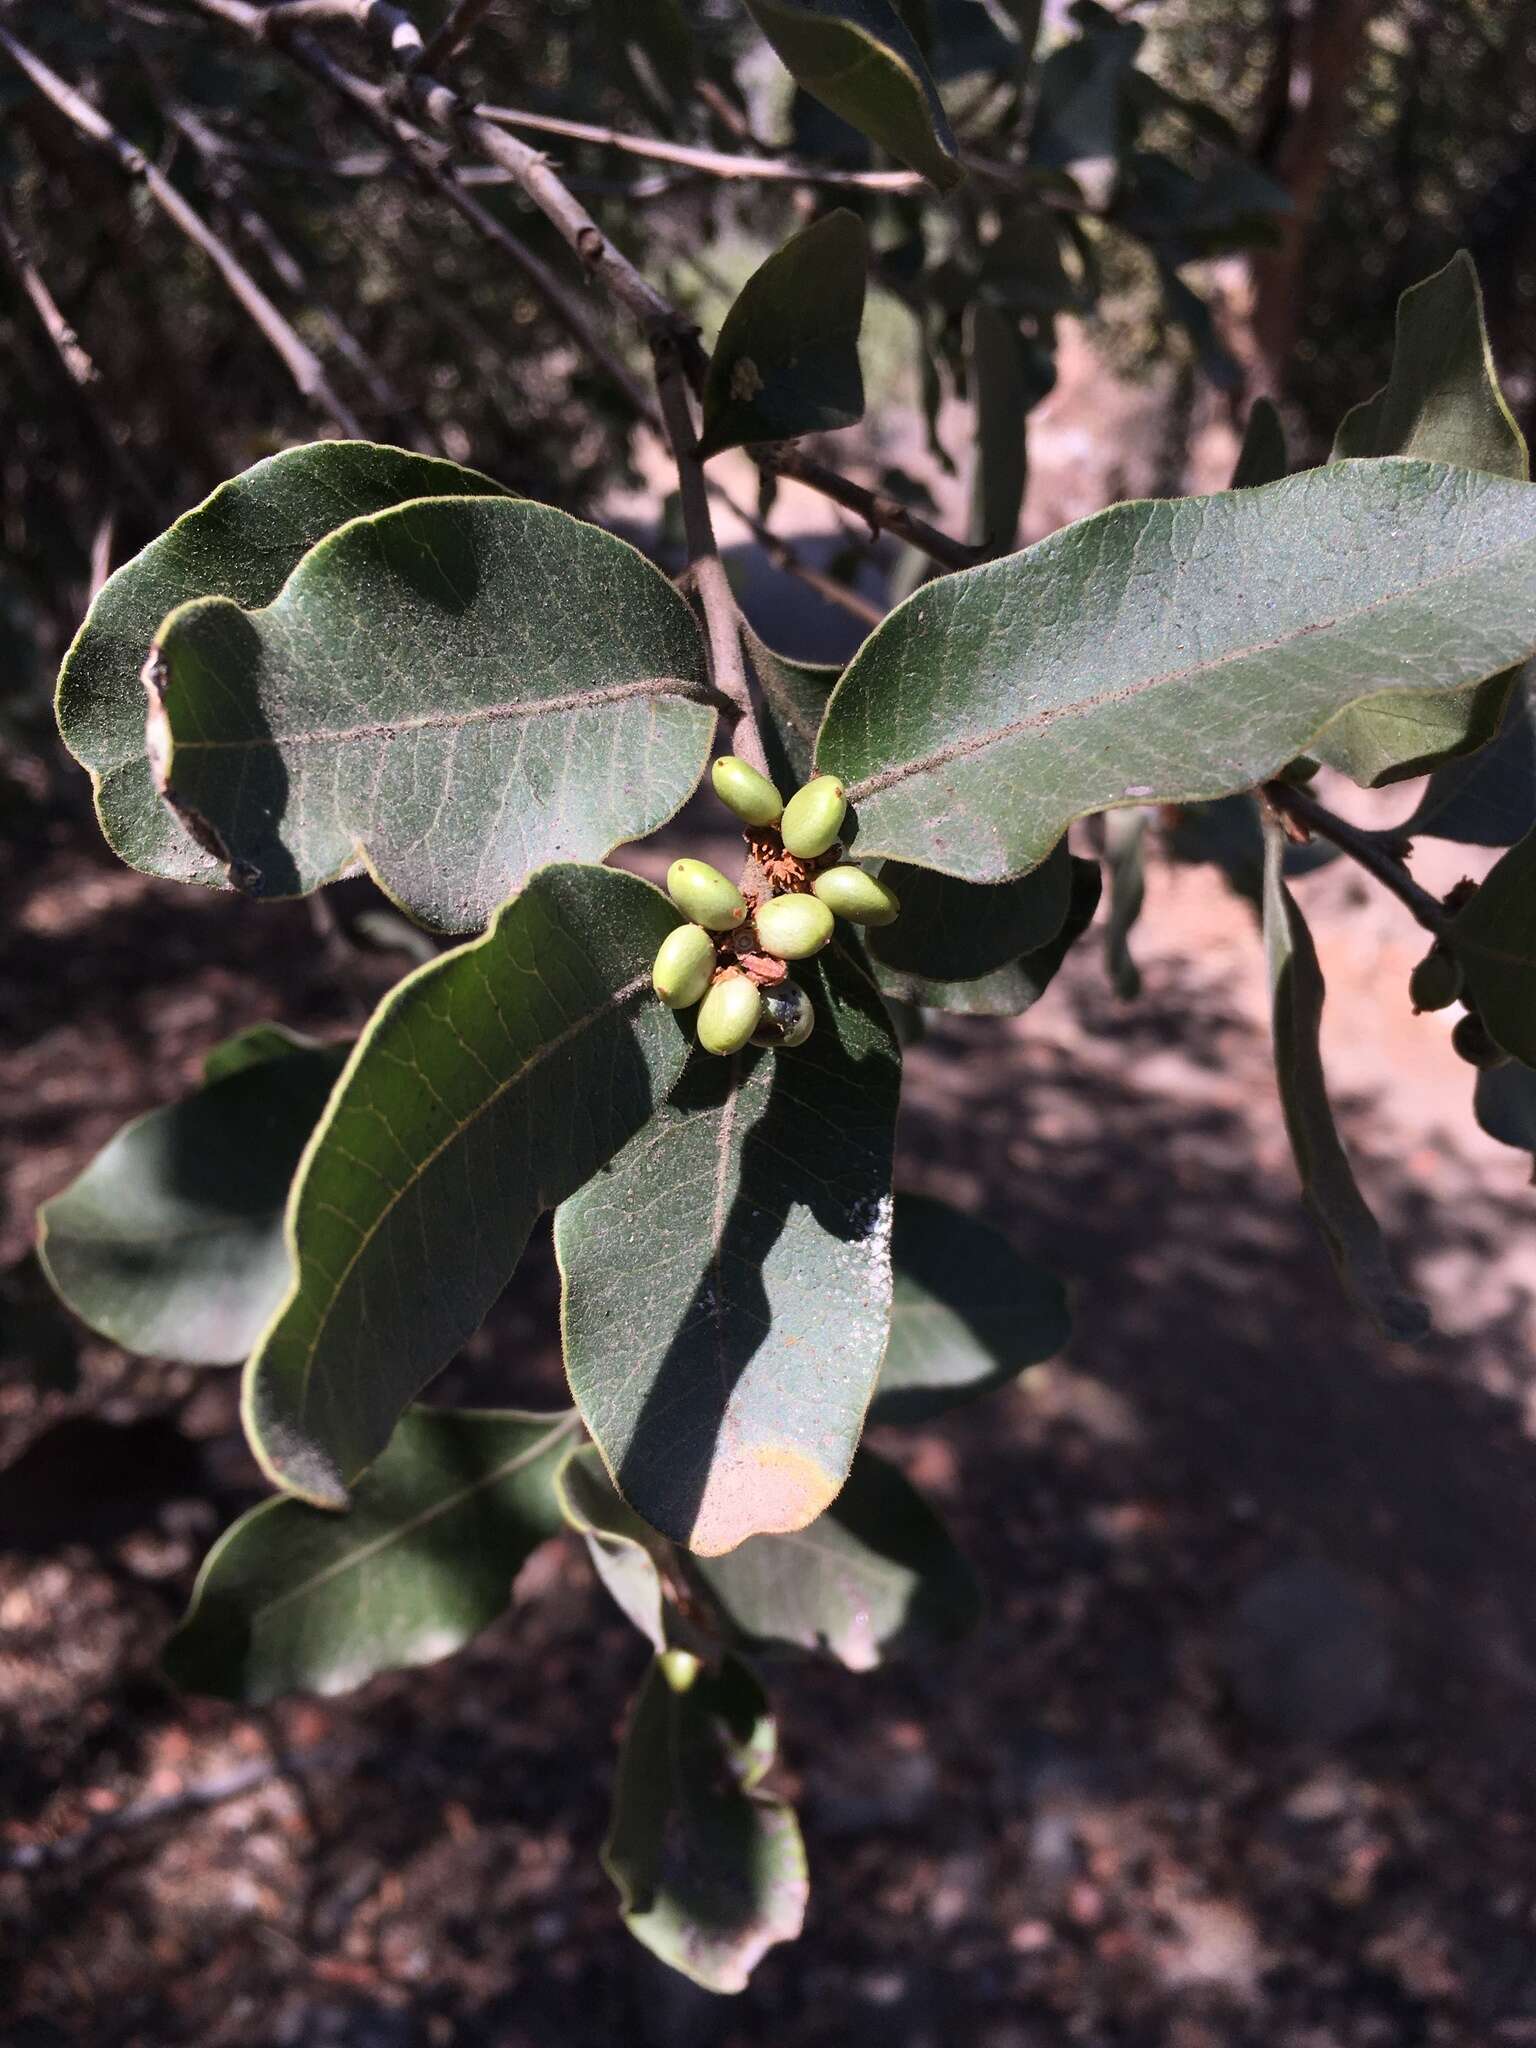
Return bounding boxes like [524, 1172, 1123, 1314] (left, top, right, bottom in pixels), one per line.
[2, 0, 1534, 760]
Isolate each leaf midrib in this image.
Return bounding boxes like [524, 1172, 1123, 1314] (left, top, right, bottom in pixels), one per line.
[247, 1411, 579, 1623]
[172, 675, 712, 754]
[289, 967, 652, 1421]
[842, 521, 1536, 805]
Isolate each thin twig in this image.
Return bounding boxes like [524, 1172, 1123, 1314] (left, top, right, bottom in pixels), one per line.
[125, 33, 408, 418]
[0, 196, 156, 509]
[0, 25, 362, 436]
[277, 29, 659, 423]
[707, 475, 885, 630]
[761, 445, 981, 570]
[88, 508, 117, 601]
[175, 0, 980, 569]
[654, 339, 768, 774]
[475, 105, 926, 190]
[1262, 779, 1450, 937]
[416, 0, 499, 75]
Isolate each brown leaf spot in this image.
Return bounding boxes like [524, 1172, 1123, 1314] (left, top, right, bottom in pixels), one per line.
[685, 1442, 840, 1557]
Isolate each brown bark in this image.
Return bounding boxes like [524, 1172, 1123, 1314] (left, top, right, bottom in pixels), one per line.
[1248, 0, 1381, 398]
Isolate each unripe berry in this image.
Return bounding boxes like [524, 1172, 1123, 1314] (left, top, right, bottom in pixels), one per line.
[780, 775, 847, 859]
[697, 971, 763, 1055]
[751, 980, 815, 1049]
[811, 863, 900, 927]
[1409, 948, 1463, 1013]
[667, 857, 748, 931]
[754, 892, 835, 960]
[711, 755, 784, 827]
[652, 923, 717, 1010]
[1451, 1012, 1509, 1071]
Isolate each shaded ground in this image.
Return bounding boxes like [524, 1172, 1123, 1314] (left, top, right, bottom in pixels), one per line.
[6, 713, 1536, 2046]
[5, 341, 1536, 2041]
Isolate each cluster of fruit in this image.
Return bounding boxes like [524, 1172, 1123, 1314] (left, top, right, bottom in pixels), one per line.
[651, 756, 900, 1056]
[1410, 939, 1508, 1069]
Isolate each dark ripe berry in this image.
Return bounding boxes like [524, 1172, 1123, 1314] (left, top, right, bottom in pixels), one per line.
[1451, 1012, 1509, 1070]
[751, 980, 815, 1049]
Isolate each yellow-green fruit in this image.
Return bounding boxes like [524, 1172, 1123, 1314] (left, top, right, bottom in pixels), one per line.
[697, 972, 763, 1055]
[812, 864, 900, 927]
[1409, 949, 1462, 1013]
[780, 774, 847, 859]
[712, 755, 784, 827]
[667, 857, 747, 931]
[652, 923, 717, 1010]
[754, 892, 835, 960]
[751, 981, 815, 1049]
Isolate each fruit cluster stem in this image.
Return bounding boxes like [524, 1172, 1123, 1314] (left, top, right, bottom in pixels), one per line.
[1262, 778, 1450, 938]
[652, 337, 771, 779]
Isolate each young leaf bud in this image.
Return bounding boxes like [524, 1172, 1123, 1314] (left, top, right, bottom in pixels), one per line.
[711, 755, 784, 827]
[812, 863, 900, 926]
[751, 979, 815, 1049]
[652, 923, 717, 1010]
[667, 857, 748, 931]
[754, 892, 835, 960]
[780, 774, 847, 859]
[1409, 948, 1463, 1013]
[696, 971, 763, 1055]
[1451, 1012, 1510, 1071]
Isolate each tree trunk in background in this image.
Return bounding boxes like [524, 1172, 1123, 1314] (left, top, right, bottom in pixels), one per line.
[1248, 0, 1380, 399]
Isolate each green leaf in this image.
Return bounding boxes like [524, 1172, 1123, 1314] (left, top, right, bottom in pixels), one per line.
[689, 1446, 980, 1667]
[744, 0, 963, 190]
[556, 943, 900, 1556]
[979, 203, 1086, 318]
[1450, 825, 1536, 1065]
[870, 835, 1069, 979]
[244, 864, 693, 1508]
[38, 1038, 347, 1366]
[699, 211, 868, 458]
[966, 300, 1047, 554]
[873, 1193, 1069, 1422]
[873, 850, 1099, 1014]
[1474, 1059, 1536, 1175]
[147, 497, 715, 932]
[556, 1441, 673, 1651]
[1318, 253, 1529, 787]
[1231, 397, 1287, 490]
[1399, 670, 1536, 848]
[1102, 807, 1147, 999]
[1111, 148, 1288, 261]
[816, 461, 1536, 885]
[1332, 253, 1526, 478]
[164, 1408, 576, 1703]
[1028, 9, 1140, 168]
[561, 1439, 980, 1667]
[1262, 821, 1429, 1342]
[58, 442, 511, 890]
[201, 1021, 324, 1084]
[743, 625, 842, 790]
[604, 1653, 807, 1994]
